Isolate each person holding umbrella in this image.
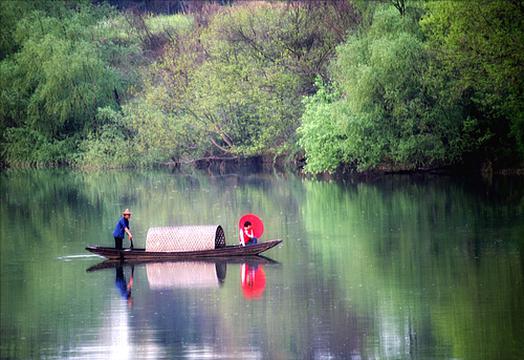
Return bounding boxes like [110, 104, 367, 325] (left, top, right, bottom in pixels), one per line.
[239, 221, 257, 246]
[238, 213, 264, 246]
[113, 208, 133, 249]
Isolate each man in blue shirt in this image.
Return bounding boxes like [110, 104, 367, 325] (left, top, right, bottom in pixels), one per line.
[113, 208, 133, 249]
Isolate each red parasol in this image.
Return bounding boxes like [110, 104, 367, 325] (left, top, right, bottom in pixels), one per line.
[238, 213, 264, 239]
[241, 264, 266, 299]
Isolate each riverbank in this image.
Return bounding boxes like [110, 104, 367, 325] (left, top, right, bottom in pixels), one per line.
[2, 154, 523, 179]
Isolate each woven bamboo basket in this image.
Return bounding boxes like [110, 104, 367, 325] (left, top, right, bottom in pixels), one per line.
[145, 225, 226, 252]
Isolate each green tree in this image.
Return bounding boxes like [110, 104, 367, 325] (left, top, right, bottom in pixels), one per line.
[420, 0, 524, 163]
[299, 5, 466, 173]
[0, 1, 143, 166]
[297, 79, 345, 174]
[142, 2, 358, 163]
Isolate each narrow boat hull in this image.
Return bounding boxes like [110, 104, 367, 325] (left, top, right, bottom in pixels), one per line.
[86, 239, 282, 260]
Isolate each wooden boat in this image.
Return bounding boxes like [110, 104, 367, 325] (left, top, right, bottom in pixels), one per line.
[85, 239, 282, 260]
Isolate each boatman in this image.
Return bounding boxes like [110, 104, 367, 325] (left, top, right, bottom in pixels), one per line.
[113, 208, 133, 249]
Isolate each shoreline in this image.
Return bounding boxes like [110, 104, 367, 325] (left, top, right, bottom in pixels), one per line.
[2, 156, 523, 178]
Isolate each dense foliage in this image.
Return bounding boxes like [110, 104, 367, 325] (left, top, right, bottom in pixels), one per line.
[421, 0, 524, 166]
[114, 1, 357, 166]
[300, 7, 467, 173]
[299, 0, 524, 173]
[0, 0, 522, 172]
[0, 0, 144, 166]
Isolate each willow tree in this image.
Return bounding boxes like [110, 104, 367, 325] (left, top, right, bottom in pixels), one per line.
[0, 1, 141, 165]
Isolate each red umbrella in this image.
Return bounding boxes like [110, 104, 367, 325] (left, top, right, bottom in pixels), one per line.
[238, 213, 264, 239]
[241, 264, 266, 300]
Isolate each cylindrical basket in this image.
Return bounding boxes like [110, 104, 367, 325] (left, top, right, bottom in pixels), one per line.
[145, 225, 226, 252]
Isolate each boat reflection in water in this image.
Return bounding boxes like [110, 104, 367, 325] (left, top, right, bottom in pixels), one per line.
[87, 256, 276, 291]
[88, 259, 228, 290]
[84, 257, 277, 358]
[240, 263, 266, 300]
[145, 261, 226, 289]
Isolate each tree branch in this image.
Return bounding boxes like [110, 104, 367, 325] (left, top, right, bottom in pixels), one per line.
[210, 137, 231, 153]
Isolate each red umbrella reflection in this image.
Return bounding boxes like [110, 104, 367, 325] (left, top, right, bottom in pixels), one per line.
[241, 263, 266, 300]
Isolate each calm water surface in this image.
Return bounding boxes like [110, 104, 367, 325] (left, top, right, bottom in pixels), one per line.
[1, 169, 523, 359]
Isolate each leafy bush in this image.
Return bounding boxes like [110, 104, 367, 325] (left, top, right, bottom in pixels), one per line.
[421, 0, 524, 161]
[299, 6, 467, 173]
[144, 14, 193, 36]
[0, 1, 142, 166]
[297, 79, 346, 173]
[76, 107, 133, 168]
[2, 127, 78, 166]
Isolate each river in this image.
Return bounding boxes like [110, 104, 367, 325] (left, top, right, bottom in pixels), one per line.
[1, 169, 523, 359]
